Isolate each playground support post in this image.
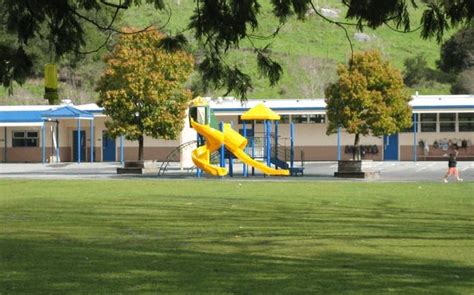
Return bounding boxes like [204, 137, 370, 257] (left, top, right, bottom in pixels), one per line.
[242, 120, 248, 177]
[228, 121, 233, 177]
[266, 120, 271, 166]
[196, 132, 201, 177]
[413, 113, 417, 162]
[219, 122, 225, 169]
[251, 120, 255, 176]
[274, 121, 279, 158]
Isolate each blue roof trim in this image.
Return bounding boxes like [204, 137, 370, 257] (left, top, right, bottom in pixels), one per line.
[214, 105, 474, 113]
[42, 106, 94, 119]
[212, 107, 327, 112]
[0, 111, 44, 123]
[413, 105, 474, 110]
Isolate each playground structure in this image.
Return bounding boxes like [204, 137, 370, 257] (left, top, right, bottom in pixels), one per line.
[188, 97, 303, 177]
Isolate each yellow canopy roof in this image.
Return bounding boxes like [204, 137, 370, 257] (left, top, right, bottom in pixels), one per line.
[240, 103, 280, 121]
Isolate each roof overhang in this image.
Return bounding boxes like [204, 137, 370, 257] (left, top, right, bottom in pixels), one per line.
[41, 106, 94, 120]
[0, 122, 44, 127]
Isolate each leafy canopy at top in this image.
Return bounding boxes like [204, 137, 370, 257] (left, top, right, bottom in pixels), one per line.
[1, 0, 473, 99]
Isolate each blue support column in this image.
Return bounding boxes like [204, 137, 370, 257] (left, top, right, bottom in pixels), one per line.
[41, 123, 46, 164]
[219, 122, 225, 169]
[120, 135, 124, 165]
[290, 122, 295, 171]
[266, 121, 271, 166]
[274, 120, 279, 159]
[77, 118, 81, 164]
[196, 132, 201, 178]
[337, 126, 341, 161]
[90, 120, 94, 163]
[263, 120, 266, 163]
[228, 121, 233, 177]
[413, 113, 417, 162]
[56, 123, 60, 163]
[251, 120, 255, 176]
[242, 120, 248, 177]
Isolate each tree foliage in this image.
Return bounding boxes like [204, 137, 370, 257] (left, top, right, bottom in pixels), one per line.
[403, 53, 454, 88]
[325, 50, 412, 159]
[438, 25, 474, 73]
[96, 28, 194, 160]
[403, 54, 429, 87]
[1, 0, 473, 99]
[451, 68, 474, 94]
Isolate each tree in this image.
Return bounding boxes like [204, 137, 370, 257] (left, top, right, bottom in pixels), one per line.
[1, 0, 473, 99]
[451, 68, 474, 94]
[438, 25, 474, 73]
[403, 53, 455, 88]
[96, 28, 194, 161]
[403, 54, 429, 87]
[325, 50, 412, 160]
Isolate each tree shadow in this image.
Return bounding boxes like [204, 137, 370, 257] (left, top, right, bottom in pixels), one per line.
[1, 236, 473, 294]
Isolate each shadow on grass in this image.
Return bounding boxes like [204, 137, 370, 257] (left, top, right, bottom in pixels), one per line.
[1, 237, 473, 294]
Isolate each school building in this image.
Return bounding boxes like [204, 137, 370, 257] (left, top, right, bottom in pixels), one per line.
[0, 95, 473, 164]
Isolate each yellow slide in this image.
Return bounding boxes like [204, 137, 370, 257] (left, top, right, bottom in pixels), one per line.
[191, 120, 289, 176]
[190, 120, 228, 176]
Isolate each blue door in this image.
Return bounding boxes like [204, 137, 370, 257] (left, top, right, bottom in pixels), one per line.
[102, 132, 116, 162]
[73, 131, 86, 162]
[383, 134, 399, 161]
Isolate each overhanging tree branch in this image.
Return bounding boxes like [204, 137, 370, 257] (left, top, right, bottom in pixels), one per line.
[309, 1, 354, 64]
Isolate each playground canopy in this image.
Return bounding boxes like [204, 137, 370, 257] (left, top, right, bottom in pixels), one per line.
[240, 103, 280, 121]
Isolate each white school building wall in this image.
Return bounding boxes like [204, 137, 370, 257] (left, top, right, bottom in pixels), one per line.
[0, 95, 473, 163]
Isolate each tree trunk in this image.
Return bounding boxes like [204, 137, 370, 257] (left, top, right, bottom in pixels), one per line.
[138, 136, 144, 161]
[353, 133, 361, 160]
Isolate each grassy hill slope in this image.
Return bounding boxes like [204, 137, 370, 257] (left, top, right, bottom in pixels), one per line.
[122, 0, 450, 99]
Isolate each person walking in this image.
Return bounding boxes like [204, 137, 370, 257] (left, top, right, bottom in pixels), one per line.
[444, 150, 463, 182]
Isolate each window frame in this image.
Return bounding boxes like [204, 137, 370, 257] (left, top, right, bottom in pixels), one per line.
[308, 114, 326, 124]
[420, 113, 437, 133]
[439, 113, 456, 132]
[12, 130, 39, 148]
[458, 112, 474, 132]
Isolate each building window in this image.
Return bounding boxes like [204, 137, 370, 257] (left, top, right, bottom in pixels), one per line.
[280, 115, 290, 123]
[459, 113, 474, 132]
[420, 113, 437, 132]
[439, 113, 456, 132]
[401, 114, 419, 133]
[12, 131, 39, 147]
[309, 114, 326, 123]
[292, 115, 309, 124]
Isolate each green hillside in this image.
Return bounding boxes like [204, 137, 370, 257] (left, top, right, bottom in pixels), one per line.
[0, 0, 452, 104]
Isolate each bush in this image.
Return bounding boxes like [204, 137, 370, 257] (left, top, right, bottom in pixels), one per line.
[450, 68, 474, 94]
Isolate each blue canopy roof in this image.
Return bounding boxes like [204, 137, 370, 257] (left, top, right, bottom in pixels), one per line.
[0, 111, 44, 124]
[42, 106, 94, 120]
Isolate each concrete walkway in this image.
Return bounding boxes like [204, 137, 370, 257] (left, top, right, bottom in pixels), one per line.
[1, 161, 473, 182]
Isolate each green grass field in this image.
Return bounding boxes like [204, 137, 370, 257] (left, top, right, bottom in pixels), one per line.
[1, 180, 473, 293]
